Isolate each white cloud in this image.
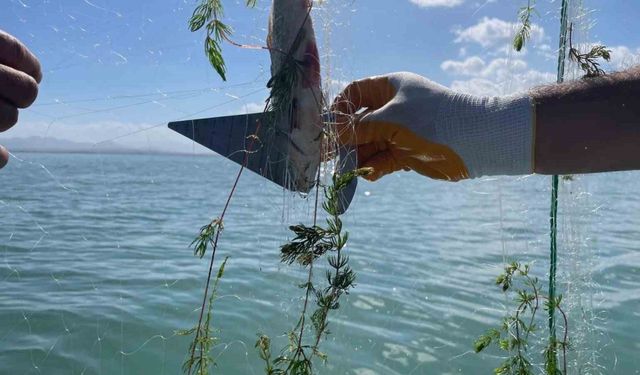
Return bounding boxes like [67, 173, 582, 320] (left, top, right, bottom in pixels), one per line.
[442, 55, 555, 96]
[534, 43, 555, 60]
[325, 79, 350, 98]
[454, 17, 544, 48]
[442, 56, 528, 79]
[450, 69, 555, 96]
[606, 45, 640, 71]
[538, 44, 552, 52]
[441, 56, 486, 75]
[241, 101, 267, 114]
[440, 17, 554, 96]
[440, 43, 640, 97]
[409, 0, 464, 8]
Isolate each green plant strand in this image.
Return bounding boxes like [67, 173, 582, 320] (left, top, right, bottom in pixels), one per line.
[256, 168, 372, 375]
[181, 103, 265, 375]
[184, 3, 327, 373]
[475, 262, 569, 375]
[513, 0, 537, 52]
[178, 256, 229, 375]
[189, 0, 257, 81]
[568, 24, 611, 78]
[503, 2, 611, 373]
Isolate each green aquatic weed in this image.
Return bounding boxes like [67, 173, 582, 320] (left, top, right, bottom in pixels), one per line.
[513, 1, 612, 80]
[188, 0, 258, 81]
[507, 8, 610, 372]
[568, 23, 611, 78]
[257, 168, 372, 375]
[185, 2, 339, 373]
[474, 262, 569, 375]
[513, 0, 537, 52]
[178, 256, 229, 375]
[191, 219, 223, 259]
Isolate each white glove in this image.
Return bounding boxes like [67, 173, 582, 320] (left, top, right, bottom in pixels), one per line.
[332, 72, 535, 181]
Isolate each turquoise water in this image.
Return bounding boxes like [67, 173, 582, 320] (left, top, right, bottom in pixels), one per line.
[1, 152, 639, 374]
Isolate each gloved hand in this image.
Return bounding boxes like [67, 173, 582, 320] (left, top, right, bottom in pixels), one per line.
[332, 72, 535, 181]
[0, 30, 42, 169]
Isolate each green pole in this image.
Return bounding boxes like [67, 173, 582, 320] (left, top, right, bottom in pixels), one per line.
[549, 0, 570, 372]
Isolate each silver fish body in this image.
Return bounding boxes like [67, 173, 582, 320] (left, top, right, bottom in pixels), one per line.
[268, 0, 323, 192]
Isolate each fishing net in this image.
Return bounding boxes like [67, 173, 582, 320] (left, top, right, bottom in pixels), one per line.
[1, 0, 639, 374]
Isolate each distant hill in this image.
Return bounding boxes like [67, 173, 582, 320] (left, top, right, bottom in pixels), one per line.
[2, 136, 127, 153]
[1, 136, 213, 155]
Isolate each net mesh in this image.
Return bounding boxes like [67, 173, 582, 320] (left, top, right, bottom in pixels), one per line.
[2, 0, 639, 374]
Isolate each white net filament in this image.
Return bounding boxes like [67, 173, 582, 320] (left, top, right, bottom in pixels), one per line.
[2, 0, 639, 374]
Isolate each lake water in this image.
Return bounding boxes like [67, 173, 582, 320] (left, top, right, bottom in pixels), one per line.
[1, 152, 639, 374]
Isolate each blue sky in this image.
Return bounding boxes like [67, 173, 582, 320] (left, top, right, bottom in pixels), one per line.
[2, 0, 639, 152]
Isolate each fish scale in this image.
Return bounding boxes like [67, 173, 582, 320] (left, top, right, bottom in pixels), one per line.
[169, 0, 358, 213]
[267, 0, 323, 192]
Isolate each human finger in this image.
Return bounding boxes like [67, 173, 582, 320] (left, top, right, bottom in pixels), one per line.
[356, 141, 385, 165]
[356, 141, 411, 171]
[401, 142, 470, 182]
[405, 157, 466, 181]
[0, 30, 42, 83]
[0, 99, 19, 132]
[0, 64, 39, 108]
[355, 120, 467, 176]
[359, 148, 405, 182]
[354, 125, 470, 181]
[0, 145, 9, 169]
[332, 76, 396, 116]
[331, 76, 396, 144]
[337, 107, 419, 147]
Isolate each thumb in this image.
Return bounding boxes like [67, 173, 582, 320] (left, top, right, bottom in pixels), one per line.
[332, 75, 396, 115]
[360, 149, 404, 181]
[332, 75, 396, 144]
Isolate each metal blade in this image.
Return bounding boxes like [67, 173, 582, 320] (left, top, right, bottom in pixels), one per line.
[169, 111, 291, 187]
[168, 112, 358, 213]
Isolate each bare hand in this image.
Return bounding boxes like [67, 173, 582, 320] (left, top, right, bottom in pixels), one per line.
[0, 30, 42, 169]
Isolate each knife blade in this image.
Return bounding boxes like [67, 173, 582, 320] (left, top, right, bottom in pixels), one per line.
[168, 111, 358, 213]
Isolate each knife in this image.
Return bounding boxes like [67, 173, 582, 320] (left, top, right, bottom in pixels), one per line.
[168, 112, 358, 213]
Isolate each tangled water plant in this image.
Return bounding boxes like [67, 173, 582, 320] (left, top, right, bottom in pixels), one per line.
[513, 0, 537, 52]
[183, 1, 339, 373]
[189, 0, 258, 80]
[255, 167, 372, 375]
[513, 2, 611, 80]
[178, 256, 229, 375]
[474, 262, 569, 375]
[568, 24, 611, 78]
[505, 5, 611, 373]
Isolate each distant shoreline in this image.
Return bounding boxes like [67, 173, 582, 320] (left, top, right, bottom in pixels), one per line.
[2, 136, 213, 157]
[10, 149, 215, 157]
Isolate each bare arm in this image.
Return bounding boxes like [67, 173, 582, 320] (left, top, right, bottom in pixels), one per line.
[532, 66, 640, 175]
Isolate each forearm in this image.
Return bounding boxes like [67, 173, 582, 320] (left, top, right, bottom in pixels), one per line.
[531, 66, 640, 175]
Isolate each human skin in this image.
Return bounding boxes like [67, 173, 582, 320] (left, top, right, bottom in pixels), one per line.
[0, 30, 42, 169]
[532, 66, 640, 175]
